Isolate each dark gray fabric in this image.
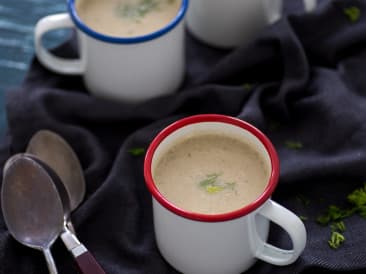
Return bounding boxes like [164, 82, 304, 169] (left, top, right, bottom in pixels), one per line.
[1, 0, 366, 273]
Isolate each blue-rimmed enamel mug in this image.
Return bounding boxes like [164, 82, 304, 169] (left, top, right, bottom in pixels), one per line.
[34, 0, 188, 103]
[187, 0, 316, 48]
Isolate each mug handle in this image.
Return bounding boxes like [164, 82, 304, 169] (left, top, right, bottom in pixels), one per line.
[252, 199, 306, 265]
[34, 13, 84, 75]
[265, 0, 317, 24]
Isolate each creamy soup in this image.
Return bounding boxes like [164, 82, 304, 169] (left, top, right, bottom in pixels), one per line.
[76, 0, 181, 37]
[153, 133, 270, 214]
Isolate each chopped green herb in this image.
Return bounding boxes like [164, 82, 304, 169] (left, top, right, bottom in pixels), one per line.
[314, 182, 366, 249]
[347, 183, 366, 208]
[316, 215, 331, 226]
[198, 173, 237, 194]
[128, 147, 145, 156]
[268, 120, 281, 131]
[284, 141, 303, 150]
[199, 173, 221, 187]
[344, 6, 361, 23]
[316, 205, 353, 225]
[299, 215, 308, 221]
[296, 194, 310, 206]
[358, 205, 366, 218]
[328, 231, 345, 249]
[347, 182, 366, 218]
[206, 185, 224, 194]
[328, 205, 353, 221]
[118, 0, 160, 21]
[242, 83, 253, 92]
[330, 221, 346, 233]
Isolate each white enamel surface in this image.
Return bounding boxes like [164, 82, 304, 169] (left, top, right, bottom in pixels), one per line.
[186, 0, 317, 48]
[254, 200, 307, 265]
[153, 199, 270, 274]
[79, 22, 185, 102]
[34, 13, 85, 74]
[34, 12, 185, 103]
[150, 121, 307, 273]
[153, 197, 306, 274]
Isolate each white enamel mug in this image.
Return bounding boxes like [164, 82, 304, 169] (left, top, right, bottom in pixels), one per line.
[34, 0, 188, 103]
[144, 114, 306, 274]
[186, 0, 317, 48]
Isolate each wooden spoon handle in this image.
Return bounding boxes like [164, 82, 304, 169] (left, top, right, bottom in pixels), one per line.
[75, 249, 106, 274]
[61, 229, 106, 274]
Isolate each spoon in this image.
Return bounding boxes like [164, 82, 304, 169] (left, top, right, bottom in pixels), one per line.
[29, 154, 106, 274]
[26, 129, 86, 232]
[2, 154, 106, 274]
[26, 131, 105, 273]
[1, 154, 66, 274]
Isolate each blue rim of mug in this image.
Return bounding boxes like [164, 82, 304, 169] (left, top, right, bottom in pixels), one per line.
[68, 0, 188, 44]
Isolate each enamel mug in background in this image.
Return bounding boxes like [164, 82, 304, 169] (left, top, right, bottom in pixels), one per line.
[34, 0, 188, 103]
[144, 114, 307, 274]
[186, 0, 317, 48]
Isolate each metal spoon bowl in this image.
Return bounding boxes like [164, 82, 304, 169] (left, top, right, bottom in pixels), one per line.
[26, 130, 86, 233]
[1, 153, 67, 274]
[31, 154, 106, 274]
[26, 129, 85, 211]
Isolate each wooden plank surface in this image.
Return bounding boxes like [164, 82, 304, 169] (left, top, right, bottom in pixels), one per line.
[0, 0, 65, 135]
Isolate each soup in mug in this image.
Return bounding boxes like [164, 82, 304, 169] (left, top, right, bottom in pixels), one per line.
[76, 0, 181, 37]
[153, 133, 270, 215]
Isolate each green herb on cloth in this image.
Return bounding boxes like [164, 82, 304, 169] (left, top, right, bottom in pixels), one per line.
[330, 221, 346, 233]
[284, 141, 303, 150]
[299, 215, 308, 221]
[242, 83, 253, 92]
[316, 205, 353, 226]
[315, 182, 366, 249]
[347, 182, 366, 217]
[128, 147, 146, 156]
[317, 182, 366, 224]
[317, 218, 347, 249]
[296, 194, 310, 207]
[327, 222, 346, 249]
[268, 120, 281, 131]
[328, 231, 345, 249]
[343, 6, 361, 23]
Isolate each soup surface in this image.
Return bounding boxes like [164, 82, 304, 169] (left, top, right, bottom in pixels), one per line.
[153, 133, 270, 214]
[76, 0, 181, 37]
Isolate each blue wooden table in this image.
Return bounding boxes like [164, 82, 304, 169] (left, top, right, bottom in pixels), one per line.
[0, 0, 67, 136]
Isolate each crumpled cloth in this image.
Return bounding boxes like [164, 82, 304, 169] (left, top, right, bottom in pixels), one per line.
[1, 0, 366, 273]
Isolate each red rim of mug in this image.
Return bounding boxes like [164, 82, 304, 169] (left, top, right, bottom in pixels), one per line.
[144, 114, 280, 222]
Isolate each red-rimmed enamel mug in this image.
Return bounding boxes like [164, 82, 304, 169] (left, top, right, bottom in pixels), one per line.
[144, 114, 306, 274]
